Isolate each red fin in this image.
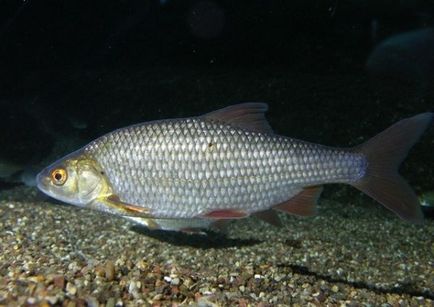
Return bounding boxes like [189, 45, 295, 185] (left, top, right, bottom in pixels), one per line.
[274, 186, 323, 217]
[202, 209, 248, 219]
[253, 210, 282, 227]
[202, 103, 273, 133]
[351, 112, 433, 223]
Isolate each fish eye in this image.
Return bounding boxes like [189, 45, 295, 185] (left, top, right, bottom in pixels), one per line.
[51, 168, 68, 186]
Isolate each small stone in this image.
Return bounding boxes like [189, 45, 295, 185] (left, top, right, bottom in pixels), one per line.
[46, 296, 58, 305]
[105, 261, 116, 281]
[66, 282, 77, 296]
[171, 277, 180, 285]
[106, 298, 116, 307]
[183, 277, 193, 288]
[274, 274, 283, 282]
[331, 285, 339, 293]
[86, 296, 99, 307]
[152, 294, 163, 301]
[137, 259, 148, 271]
[197, 297, 219, 307]
[239, 285, 245, 292]
[28, 275, 45, 283]
[27, 297, 36, 304]
[38, 301, 50, 307]
[164, 276, 172, 283]
[66, 301, 76, 307]
[199, 287, 211, 295]
[254, 274, 262, 279]
[313, 291, 326, 302]
[53, 275, 65, 289]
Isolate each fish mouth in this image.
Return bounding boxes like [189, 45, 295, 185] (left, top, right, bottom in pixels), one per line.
[36, 171, 44, 189]
[36, 170, 49, 194]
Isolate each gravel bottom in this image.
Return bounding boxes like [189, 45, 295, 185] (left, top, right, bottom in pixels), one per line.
[0, 186, 433, 306]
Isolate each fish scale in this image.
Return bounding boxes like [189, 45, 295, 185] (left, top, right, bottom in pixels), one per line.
[84, 117, 365, 218]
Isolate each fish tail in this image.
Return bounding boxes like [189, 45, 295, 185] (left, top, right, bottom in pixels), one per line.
[351, 112, 433, 223]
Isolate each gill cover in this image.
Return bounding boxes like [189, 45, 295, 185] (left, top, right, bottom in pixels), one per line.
[76, 160, 106, 204]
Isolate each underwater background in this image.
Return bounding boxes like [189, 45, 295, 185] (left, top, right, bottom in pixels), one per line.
[0, 0, 433, 305]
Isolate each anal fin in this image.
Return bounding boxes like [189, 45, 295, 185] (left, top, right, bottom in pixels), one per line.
[253, 210, 282, 227]
[274, 186, 323, 217]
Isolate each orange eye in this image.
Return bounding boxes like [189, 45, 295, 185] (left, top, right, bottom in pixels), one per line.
[51, 168, 67, 186]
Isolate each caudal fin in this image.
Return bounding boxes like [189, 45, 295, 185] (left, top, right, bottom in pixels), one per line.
[351, 112, 433, 223]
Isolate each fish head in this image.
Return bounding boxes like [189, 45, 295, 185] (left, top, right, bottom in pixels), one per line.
[36, 151, 109, 207]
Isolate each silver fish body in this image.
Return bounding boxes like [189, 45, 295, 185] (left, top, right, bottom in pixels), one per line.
[36, 103, 432, 226]
[85, 118, 365, 218]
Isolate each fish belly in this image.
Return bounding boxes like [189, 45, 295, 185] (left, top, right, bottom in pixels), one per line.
[87, 118, 365, 218]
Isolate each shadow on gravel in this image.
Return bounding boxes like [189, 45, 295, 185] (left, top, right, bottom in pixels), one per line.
[130, 225, 261, 249]
[278, 263, 434, 300]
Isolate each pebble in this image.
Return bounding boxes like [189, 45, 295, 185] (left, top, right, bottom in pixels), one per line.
[66, 282, 77, 296]
[86, 296, 99, 307]
[105, 260, 116, 281]
[152, 294, 163, 301]
[106, 298, 115, 307]
[53, 275, 65, 289]
[46, 296, 58, 305]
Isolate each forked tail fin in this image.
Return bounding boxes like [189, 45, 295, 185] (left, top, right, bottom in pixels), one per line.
[351, 112, 433, 223]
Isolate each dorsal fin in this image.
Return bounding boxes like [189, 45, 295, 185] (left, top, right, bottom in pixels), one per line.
[273, 186, 323, 217]
[202, 103, 273, 133]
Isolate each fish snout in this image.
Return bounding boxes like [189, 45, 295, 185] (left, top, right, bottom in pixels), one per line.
[36, 169, 50, 193]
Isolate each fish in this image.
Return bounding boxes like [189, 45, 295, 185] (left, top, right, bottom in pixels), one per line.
[36, 103, 432, 229]
[366, 28, 434, 98]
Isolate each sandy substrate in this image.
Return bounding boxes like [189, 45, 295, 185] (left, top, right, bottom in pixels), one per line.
[0, 186, 433, 306]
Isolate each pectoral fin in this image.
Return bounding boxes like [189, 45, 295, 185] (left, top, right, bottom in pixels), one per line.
[91, 194, 154, 218]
